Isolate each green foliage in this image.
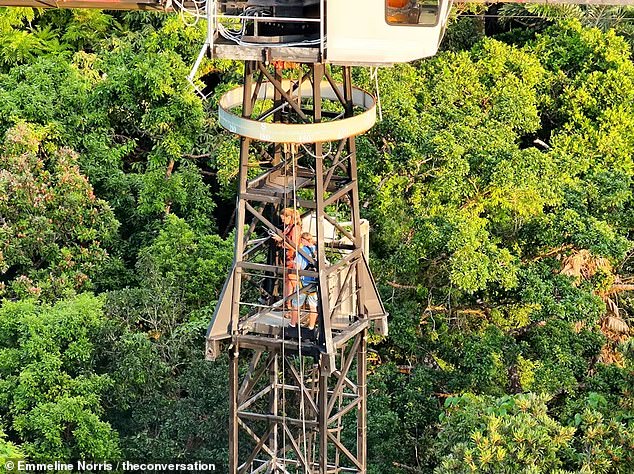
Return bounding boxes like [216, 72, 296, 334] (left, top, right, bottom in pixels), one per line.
[0, 295, 120, 460]
[0, 123, 119, 299]
[0, 9, 218, 273]
[0, 8, 35, 35]
[0, 426, 23, 464]
[571, 403, 634, 473]
[435, 394, 575, 473]
[433, 393, 634, 473]
[0, 8, 43, 69]
[137, 214, 233, 309]
[0, 30, 47, 67]
[96, 305, 230, 463]
[0, 7, 634, 474]
[441, 14, 485, 52]
[359, 20, 634, 472]
[366, 366, 418, 474]
[62, 10, 114, 51]
[0, 55, 96, 141]
[359, 38, 553, 296]
[97, 215, 232, 463]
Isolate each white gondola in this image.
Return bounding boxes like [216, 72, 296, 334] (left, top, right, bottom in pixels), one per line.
[327, 0, 452, 64]
[209, 0, 452, 65]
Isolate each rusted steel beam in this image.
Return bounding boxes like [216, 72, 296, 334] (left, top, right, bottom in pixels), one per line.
[0, 0, 170, 10]
[453, 0, 634, 4]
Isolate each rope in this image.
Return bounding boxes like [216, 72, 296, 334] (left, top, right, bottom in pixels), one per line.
[370, 67, 383, 122]
[301, 141, 333, 160]
[291, 143, 310, 473]
[281, 141, 290, 472]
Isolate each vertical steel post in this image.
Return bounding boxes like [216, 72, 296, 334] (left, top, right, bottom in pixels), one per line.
[357, 330, 368, 473]
[318, 370, 329, 473]
[343, 66, 361, 250]
[229, 62, 254, 473]
[270, 353, 279, 462]
[342, 66, 367, 325]
[273, 65, 284, 167]
[229, 347, 239, 473]
[312, 63, 335, 372]
[231, 61, 255, 333]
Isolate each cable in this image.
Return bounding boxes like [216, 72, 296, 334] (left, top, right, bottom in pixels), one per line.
[291, 144, 310, 473]
[301, 141, 333, 159]
[371, 67, 383, 122]
[215, 6, 324, 47]
[218, 23, 324, 47]
[172, 0, 202, 26]
[174, 1, 324, 47]
[281, 143, 288, 472]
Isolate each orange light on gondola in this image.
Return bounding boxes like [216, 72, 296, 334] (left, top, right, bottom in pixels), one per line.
[387, 0, 409, 7]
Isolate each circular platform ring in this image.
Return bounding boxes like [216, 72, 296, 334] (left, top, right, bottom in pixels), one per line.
[218, 79, 376, 144]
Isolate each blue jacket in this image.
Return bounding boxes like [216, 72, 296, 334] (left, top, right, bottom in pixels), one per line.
[296, 245, 317, 286]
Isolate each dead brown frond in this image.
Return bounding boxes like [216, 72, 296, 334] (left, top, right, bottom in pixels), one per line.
[604, 296, 621, 319]
[560, 249, 612, 281]
[456, 309, 486, 317]
[603, 315, 630, 335]
[558, 249, 631, 365]
[598, 345, 626, 367]
[603, 284, 634, 295]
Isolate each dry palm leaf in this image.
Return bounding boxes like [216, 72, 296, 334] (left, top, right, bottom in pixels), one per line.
[603, 315, 630, 335]
[560, 249, 612, 281]
[598, 345, 626, 367]
[559, 249, 631, 363]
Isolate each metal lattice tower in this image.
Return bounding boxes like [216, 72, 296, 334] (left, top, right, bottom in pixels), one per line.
[206, 62, 387, 473]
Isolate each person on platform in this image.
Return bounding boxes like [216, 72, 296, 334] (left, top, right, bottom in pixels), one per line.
[273, 207, 302, 311]
[289, 232, 318, 332]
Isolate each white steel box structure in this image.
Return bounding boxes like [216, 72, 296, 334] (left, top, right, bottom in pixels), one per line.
[204, 0, 452, 66]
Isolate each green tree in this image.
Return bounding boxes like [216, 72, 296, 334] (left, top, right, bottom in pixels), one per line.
[137, 214, 233, 310]
[354, 20, 634, 472]
[433, 392, 634, 473]
[0, 294, 120, 461]
[435, 394, 575, 473]
[0, 426, 23, 464]
[101, 216, 232, 463]
[0, 123, 119, 299]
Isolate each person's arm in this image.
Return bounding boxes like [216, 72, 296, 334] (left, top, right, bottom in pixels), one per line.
[293, 226, 302, 246]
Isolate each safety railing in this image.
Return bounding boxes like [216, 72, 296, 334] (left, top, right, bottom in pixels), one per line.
[187, 0, 326, 97]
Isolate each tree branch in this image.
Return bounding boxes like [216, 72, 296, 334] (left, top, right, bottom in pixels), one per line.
[392, 462, 423, 473]
[387, 280, 417, 290]
[507, 320, 546, 339]
[528, 244, 574, 262]
[605, 284, 634, 295]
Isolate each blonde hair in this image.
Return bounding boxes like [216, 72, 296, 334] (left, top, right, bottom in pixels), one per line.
[301, 232, 314, 242]
[281, 207, 301, 225]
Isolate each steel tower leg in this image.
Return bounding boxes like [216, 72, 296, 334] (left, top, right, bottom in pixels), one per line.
[229, 346, 240, 473]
